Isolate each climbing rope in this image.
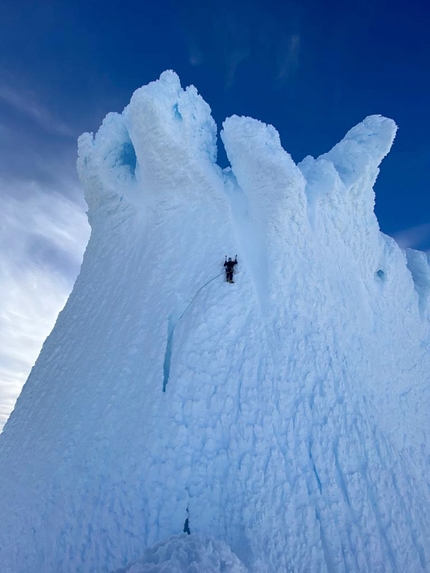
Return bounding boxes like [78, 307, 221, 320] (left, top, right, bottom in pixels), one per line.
[167, 272, 224, 347]
[163, 271, 225, 392]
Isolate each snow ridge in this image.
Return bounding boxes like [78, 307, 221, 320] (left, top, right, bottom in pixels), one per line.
[0, 71, 429, 573]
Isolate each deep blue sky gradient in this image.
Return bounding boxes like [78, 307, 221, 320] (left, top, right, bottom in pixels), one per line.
[1, 0, 429, 244]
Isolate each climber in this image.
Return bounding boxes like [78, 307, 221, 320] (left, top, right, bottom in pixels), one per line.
[224, 255, 238, 283]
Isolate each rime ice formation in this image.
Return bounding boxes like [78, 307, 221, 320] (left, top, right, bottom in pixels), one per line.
[0, 71, 429, 573]
[118, 534, 247, 573]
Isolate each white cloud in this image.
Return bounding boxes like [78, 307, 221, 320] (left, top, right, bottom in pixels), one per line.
[392, 223, 430, 250]
[0, 179, 90, 430]
[225, 46, 250, 89]
[188, 40, 204, 66]
[0, 82, 76, 138]
[277, 33, 300, 83]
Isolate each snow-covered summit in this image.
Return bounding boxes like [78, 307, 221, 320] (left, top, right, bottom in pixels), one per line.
[0, 72, 429, 573]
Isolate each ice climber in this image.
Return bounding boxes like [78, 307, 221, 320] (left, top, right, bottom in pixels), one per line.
[224, 256, 238, 283]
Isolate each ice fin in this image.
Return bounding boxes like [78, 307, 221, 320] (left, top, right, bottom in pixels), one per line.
[323, 114, 397, 187]
[221, 115, 307, 244]
[77, 112, 137, 219]
[299, 116, 397, 273]
[124, 71, 218, 193]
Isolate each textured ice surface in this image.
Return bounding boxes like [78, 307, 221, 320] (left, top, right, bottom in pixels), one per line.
[0, 71, 429, 573]
[116, 534, 247, 573]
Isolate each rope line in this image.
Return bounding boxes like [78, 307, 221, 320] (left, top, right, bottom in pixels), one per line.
[167, 272, 224, 347]
[163, 270, 225, 392]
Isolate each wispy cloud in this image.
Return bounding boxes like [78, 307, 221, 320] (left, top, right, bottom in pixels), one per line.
[0, 82, 76, 138]
[0, 115, 79, 193]
[182, 1, 302, 90]
[217, 9, 251, 90]
[225, 45, 250, 90]
[188, 39, 204, 66]
[277, 33, 300, 83]
[0, 179, 90, 430]
[392, 223, 430, 251]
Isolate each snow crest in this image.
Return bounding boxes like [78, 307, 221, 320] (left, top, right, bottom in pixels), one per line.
[0, 72, 429, 573]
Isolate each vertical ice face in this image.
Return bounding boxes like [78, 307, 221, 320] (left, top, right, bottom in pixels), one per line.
[0, 72, 429, 573]
[405, 248, 430, 318]
[221, 116, 309, 328]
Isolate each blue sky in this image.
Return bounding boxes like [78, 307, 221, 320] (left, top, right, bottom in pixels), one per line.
[1, 0, 429, 425]
[0, 0, 430, 233]
[1, 0, 429, 234]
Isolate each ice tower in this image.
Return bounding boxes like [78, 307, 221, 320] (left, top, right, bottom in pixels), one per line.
[0, 71, 429, 573]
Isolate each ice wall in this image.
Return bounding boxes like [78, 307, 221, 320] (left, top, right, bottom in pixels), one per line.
[0, 71, 429, 573]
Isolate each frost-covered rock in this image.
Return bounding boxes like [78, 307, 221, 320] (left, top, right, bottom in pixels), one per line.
[0, 71, 429, 573]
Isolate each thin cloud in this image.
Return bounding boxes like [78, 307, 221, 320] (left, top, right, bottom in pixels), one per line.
[277, 33, 300, 83]
[225, 46, 250, 90]
[212, 7, 251, 90]
[181, 0, 302, 90]
[0, 179, 90, 430]
[188, 39, 204, 66]
[0, 116, 80, 192]
[392, 223, 430, 250]
[0, 82, 76, 138]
